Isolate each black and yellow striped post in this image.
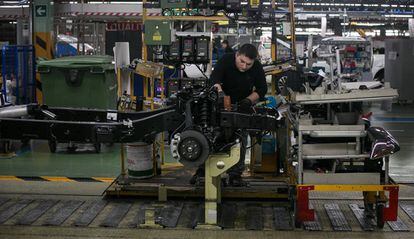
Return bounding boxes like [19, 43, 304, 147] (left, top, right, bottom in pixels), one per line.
[33, 0, 54, 104]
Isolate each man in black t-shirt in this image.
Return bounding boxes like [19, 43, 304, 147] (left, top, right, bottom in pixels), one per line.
[190, 44, 267, 186]
[211, 43, 267, 110]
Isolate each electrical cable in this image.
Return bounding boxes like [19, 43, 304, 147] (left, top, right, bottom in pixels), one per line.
[246, 140, 259, 149]
[217, 141, 239, 152]
[195, 64, 209, 79]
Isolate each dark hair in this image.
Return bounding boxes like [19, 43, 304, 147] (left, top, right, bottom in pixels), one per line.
[222, 40, 229, 45]
[238, 43, 258, 60]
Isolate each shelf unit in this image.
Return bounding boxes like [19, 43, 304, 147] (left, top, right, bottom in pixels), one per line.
[293, 87, 399, 227]
[296, 123, 384, 185]
[317, 38, 372, 80]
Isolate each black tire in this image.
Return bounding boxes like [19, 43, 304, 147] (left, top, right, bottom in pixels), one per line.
[48, 140, 57, 153]
[177, 130, 210, 167]
[376, 203, 385, 229]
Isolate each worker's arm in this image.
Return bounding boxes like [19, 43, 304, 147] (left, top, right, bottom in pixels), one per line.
[249, 63, 267, 103]
[247, 91, 260, 103]
[210, 57, 226, 92]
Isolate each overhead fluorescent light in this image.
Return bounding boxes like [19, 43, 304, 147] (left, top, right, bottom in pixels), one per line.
[0, 5, 29, 8]
[87, 1, 141, 4]
[343, 22, 386, 26]
[384, 14, 413, 18]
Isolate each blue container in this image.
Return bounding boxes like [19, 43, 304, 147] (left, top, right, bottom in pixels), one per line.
[262, 135, 276, 155]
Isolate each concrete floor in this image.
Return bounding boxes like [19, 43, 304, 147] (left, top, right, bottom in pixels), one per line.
[369, 103, 414, 183]
[0, 142, 121, 178]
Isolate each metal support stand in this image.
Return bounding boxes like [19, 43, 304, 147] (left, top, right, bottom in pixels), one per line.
[196, 145, 240, 229]
[141, 204, 163, 229]
[385, 156, 390, 184]
[158, 184, 167, 202]
[296, 184, 399, 226]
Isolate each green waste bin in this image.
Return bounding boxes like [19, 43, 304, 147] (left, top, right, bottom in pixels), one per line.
[37, 55, 117, 109]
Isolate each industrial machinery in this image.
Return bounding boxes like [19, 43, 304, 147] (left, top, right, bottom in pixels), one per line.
[0, 65, 402, 229]
[166, 36, 210, 64]
[0, 86, 281, 165]
[311, 36, 373, 82]
[181, 37, 195, 62]
[195, 36, 210, 63]
[279, 68, 401, 228]
[168, 39, 181, 62]
[166, 78, 209, 96]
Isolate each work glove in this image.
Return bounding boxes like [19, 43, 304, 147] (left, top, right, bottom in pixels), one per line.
[238, 98, 253, 114]
[218, 90, 226, 99]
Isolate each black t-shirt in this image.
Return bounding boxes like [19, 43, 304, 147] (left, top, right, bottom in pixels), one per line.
[210, 53, 267, 103]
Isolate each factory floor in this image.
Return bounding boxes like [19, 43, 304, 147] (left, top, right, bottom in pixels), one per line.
[1, 181, 414, 238]
[0, 102, 413, 238]
[368, 103, 414, 183]
[0, 142, 121, 178]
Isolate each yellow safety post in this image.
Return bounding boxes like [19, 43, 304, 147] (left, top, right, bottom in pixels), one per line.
[160, 72, 165, 165]
[150, 76, 155, 110]
[117, 67, 122, 97]
[34, 0, 54, 104]
[197, 146, 240, 228]
[142, 0, 148, 61]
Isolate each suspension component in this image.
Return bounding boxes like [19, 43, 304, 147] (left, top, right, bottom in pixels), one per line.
[199, 99, 210, 128]
[176, 130, 210, 167]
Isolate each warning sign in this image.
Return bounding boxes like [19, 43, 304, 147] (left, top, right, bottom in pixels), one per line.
[152, 31, 162, 42]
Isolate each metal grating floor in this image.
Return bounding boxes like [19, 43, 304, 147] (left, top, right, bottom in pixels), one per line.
[0, 197, 413, 232]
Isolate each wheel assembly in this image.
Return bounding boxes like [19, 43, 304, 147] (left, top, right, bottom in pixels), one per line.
[175, 130, 210, 167]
